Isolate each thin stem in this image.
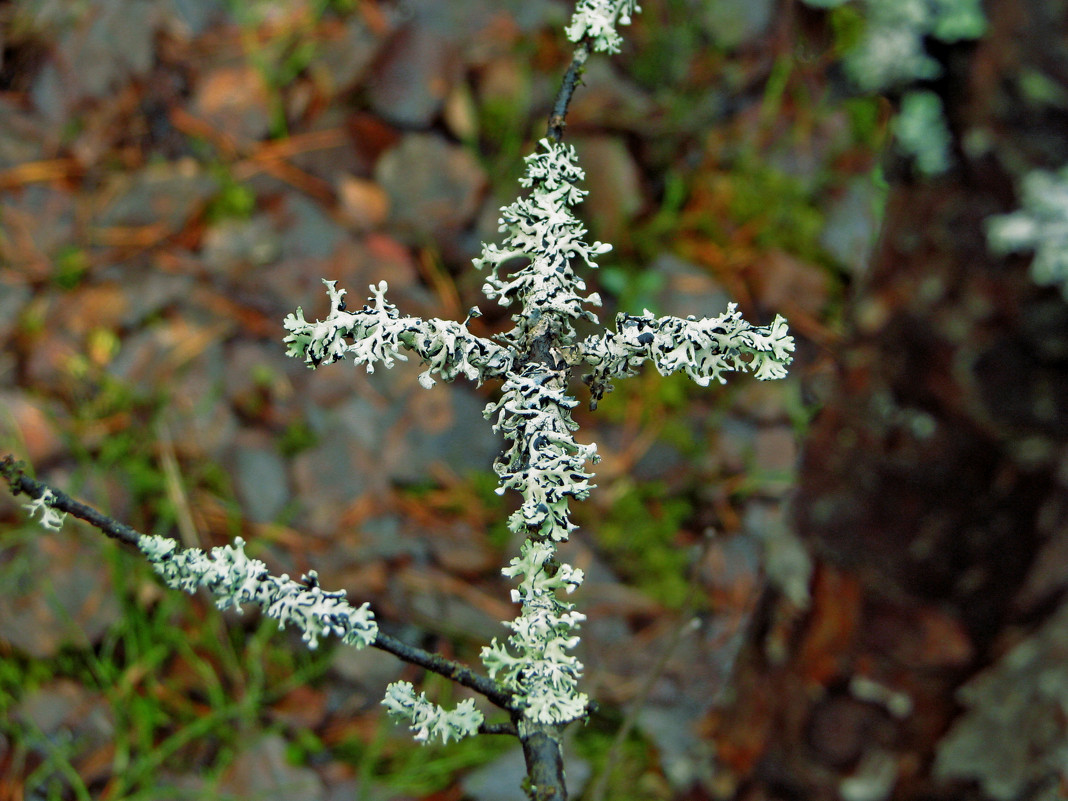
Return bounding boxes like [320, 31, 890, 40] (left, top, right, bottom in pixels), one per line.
[2, 455, 142, 548]
[373, 629, 516, 711]
[547, 42, 591, 144]
[0, 454, 515, 711]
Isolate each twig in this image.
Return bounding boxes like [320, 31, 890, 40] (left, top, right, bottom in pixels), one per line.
[0, 454, 517, 712]
[547, 41, 591, 144]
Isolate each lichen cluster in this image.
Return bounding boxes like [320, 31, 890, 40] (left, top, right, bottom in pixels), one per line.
[15, 0, 793, 747]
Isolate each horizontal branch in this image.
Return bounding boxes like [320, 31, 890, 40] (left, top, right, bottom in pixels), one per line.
[283, 280, 515, 388]
[579, 307, 795, 408]
[0, 455, 516, 711]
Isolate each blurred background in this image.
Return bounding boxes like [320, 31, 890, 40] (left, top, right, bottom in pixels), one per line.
[0, 0, 886, 798]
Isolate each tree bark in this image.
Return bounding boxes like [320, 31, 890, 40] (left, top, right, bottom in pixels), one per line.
[708, 1, 1068, 799]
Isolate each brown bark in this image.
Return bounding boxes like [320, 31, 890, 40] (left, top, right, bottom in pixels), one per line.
[707, 1, 1068, 799]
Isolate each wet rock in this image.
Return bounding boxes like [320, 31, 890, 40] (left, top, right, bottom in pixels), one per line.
[638, 704, 714, 790]
[572, 136, 644, 243]
[0, 98, 51, 168]
[227, 430, 291, 524]
[0, 185, 77, 274]
[375, 134, 487, 244]
[649, 252, 731, 319]
[51, 0, 163, 103]
[0, 534, 122, 658]
[0, 391, 66, 466]
[330, 638, 403, 692]
[337, 176, 390, 232]
[279, 193, 346, 261]
[216, 734, 325, 801]
[13, 679, 115, 784]
[291, 432, 377, 535]
[567, 59, 658, 133]
[160, 0, 229, 38]
[385, 385, 500, 484]
[820, 177, 884, 277]
[191, 64, 272, 143]
[753, 424, 798, 482]
[0, 280, 32, 342]
[92, 159, 218, 230]
[166, 362, 241, 461]
[315, 13, 393, 96]
[203, 215, 282, 278]
[367, 24, 461, 127]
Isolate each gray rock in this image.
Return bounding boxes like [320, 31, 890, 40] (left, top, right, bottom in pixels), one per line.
[820, 177, 885, 276]
[463, 742, 590, 801]
[160, 0, 228, 38]
[216, 734, 325, 801]
[698, 0, 775, 50]
[92, 159, 218, 230]
[279, 194, 346, 261]
[572, 136, 643, 244]
[367, 24, 461, 127]
[230, 434, 291, 524]
[375, 134, 487, 244]
[203, 215, 282, 277]
[0, 534, 122, 658]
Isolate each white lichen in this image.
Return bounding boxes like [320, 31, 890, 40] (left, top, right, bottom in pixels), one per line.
[484, 364, 599, 543]
[382, 681, 484, 744]
[138, 534, 378, 650]
[480, 540, 589, 725]
[473, 138, 610, 347]
[802, 0, 986, 174]
[23, 488, 67, 531]
[565, 0, 641, 54]
[825, 0, 986, 91]
[894, 90, 952, 176]
[283, 279, 515, 388]
[581, 305, 795, 392]
[987, 166, 1068, 297]
[280, 0, 797, 739]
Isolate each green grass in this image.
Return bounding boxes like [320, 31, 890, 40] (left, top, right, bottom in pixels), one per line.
[0, 536, 340, 799]
[589, 480, 694, 609]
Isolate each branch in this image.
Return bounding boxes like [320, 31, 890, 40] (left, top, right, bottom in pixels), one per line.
[2, 455, 141, 547]
[547, 41, 590, 144]
[579, 308, 795, 408]
[0, 455, 515, 710]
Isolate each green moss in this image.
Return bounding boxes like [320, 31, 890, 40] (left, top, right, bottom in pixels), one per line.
[592, 481, 693, 608]
[204, 170, 256, 223]
[277, 419, 320, 458]
[724, 159, 828, 260]
[52, 246, 91, 290]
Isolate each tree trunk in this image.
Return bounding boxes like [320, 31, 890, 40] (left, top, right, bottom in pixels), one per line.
[707, 1, 1068, 799]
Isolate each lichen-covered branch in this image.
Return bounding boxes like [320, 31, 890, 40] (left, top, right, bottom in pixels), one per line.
[283, 279, 514, 388]
[580, 306, 795, 408]
[484, 363, 599, 542]
[473, 138, 610, 347]
[0, 456, 512, 707]
[138, 534, 378, 650]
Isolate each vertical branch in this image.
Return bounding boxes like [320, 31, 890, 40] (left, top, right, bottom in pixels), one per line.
[547, 42, 590, 144]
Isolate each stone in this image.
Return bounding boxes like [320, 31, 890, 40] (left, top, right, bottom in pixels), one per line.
[216, 734, 325, 801]
[375, 134, 487, 245]
[0, 534, 122, 658]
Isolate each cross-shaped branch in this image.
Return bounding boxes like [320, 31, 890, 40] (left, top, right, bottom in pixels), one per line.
[282, 137, 795, 740]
